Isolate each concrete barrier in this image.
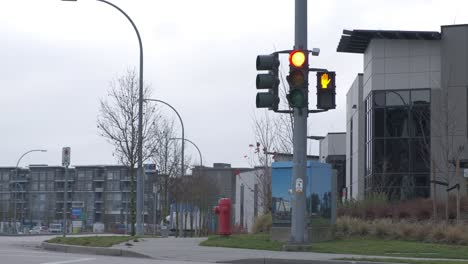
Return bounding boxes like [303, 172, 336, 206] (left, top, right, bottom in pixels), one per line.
[41, 242, 151, 259]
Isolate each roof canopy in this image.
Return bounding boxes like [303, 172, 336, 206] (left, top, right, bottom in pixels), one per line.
[337, 29, 441, 54]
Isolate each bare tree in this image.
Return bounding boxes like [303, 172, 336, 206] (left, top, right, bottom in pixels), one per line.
[413, 71, 467, 222]
[97, 69, 160, 236]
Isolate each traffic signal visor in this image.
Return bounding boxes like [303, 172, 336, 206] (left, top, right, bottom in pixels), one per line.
[289, 50, 306, 68]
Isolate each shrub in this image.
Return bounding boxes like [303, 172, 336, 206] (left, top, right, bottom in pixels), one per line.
[430, 224, 447, 243]
[334, 217, 468, 245]
[372, 219, 392, 238]
[252, 214, 272, 234]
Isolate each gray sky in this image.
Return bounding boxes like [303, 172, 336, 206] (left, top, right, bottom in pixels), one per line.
[1, 0, 466, 168]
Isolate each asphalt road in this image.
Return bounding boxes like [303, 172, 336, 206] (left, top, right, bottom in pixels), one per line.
[0, 235, 211, 264]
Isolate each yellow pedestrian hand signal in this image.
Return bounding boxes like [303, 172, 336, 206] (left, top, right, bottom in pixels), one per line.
[321, 73, 331, 89]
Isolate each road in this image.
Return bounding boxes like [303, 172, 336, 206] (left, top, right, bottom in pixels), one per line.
[0, 235, 210, 264]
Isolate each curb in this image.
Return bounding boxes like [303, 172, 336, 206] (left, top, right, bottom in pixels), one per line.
[41, 242, 152, 259]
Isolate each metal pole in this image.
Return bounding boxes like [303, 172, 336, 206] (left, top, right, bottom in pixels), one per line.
[170, 138, 202, 167]
[63, 166, 68, 237]
[93, 0, 145, 236]
[290, 0, 308, 244]
[144, 99, 185, 176]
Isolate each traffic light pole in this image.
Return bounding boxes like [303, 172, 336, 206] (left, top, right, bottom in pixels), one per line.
[290, 0, 308, 244]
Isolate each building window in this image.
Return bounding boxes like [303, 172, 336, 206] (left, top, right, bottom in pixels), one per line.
[364, 89, 431, 200]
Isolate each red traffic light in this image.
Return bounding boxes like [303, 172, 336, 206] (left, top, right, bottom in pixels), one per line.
[289, 50, 306, 68]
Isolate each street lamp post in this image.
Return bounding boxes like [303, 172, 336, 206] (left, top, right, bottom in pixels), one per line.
[13, 149, 47, 233]
[62, 0, 145, 236]
[144, 99, 185, 177]
[170, 138, 203, 167]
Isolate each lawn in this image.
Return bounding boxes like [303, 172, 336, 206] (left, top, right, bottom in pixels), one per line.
[201, 234, 468, 260]
[200, 234, 283, 251]
[47, 236, 137, 247]
[310, 238, 468, 259]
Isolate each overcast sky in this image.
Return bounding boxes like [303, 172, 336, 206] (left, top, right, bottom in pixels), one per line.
[1, 0, 467, 169]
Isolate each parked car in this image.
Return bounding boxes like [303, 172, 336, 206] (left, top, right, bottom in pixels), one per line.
[49, 223, 62, 233]
[30, 226, 48, 234]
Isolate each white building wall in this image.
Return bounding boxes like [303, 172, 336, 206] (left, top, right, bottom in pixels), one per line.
[234, 169, 263, 233]
[320, 133, 346, 163]
[346, 74, 364, 200]
[363, 39, 440, 101]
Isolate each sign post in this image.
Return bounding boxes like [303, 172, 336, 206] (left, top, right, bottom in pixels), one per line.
[62, 147, 71, 237]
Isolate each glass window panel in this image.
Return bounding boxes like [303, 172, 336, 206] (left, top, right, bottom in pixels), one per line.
[373, 91, 385, 107]
[411, 89, 430, 104]
[385, 139, 409, 173]
[386, 91, 409, 106]
[411, 106, 430, 137]
[373, 139, 385, 173]
[373, 108, 385, 137]
[414, 187, 430, 198]
[40, 172, 46, 181]
[411, 139, 430, 172]
[386, 108, 409, 137]
[415, 175, 429, 187]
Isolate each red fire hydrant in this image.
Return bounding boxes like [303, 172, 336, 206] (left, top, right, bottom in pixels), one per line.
[213, 198, 232, 236]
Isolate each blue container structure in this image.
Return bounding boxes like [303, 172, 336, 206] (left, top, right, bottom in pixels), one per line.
[271, 161, 333, 228]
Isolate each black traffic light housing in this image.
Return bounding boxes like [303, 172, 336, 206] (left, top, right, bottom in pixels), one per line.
[316, 71, 336, 110]
[255, 54, 280, 111]
[286, 50, 308, 109]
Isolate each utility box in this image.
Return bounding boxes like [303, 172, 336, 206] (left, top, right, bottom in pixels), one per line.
[271, 161, 336, 242]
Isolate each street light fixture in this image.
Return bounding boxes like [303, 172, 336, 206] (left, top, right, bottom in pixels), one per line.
[170, 138, 203, 168]
[13, 149, 47, 233]
[144, 99, 185, 177]
[61, 0, 145, 236]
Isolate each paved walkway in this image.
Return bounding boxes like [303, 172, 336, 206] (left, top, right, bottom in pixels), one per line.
[110, 237, 399, 263]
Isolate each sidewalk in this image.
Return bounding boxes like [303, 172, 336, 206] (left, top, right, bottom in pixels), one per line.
[112, 237, 340, 262]
[110, 237, 468, 263]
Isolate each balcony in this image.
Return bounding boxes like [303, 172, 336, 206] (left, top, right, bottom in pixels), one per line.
[95, 188, 103, 192]
[93, 177, 104, 182]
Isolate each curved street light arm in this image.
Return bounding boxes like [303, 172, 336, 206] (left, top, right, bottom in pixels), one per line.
[144, 99, 185, 177]
[170, 137, 202, 167]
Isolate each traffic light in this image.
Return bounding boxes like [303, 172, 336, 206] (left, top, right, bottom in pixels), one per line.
[287, 50, 308, 108]
[316, 71, 336, 109]
[256, 54, 280, 111]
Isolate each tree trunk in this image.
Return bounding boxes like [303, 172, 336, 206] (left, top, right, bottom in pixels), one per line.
[432, 160, 437, 221]
[175, 203, 179, 237]
[190, 207, 194, 237]
[456, 159, 461, 225]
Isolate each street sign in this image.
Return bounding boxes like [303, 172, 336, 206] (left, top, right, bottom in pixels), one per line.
[295, 178, 303, 193]
[62, 147, 71, 167]
[71, 208, 82, 220]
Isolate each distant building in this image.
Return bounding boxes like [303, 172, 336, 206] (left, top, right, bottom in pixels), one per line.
[319, 133, 346, 202]
[0, 164, 158, 232]
[234, 168, 265, 232]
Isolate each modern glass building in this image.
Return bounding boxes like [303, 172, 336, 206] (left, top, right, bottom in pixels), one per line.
[341, 25, 468, 200]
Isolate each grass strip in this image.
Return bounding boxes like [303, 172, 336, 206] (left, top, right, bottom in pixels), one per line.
[47, 236, 137, 247]
[309, 238, 468, 259]
[201, 235, 468, 260]
[200, 234, 283, 251]
[336, 258, 468, 264]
